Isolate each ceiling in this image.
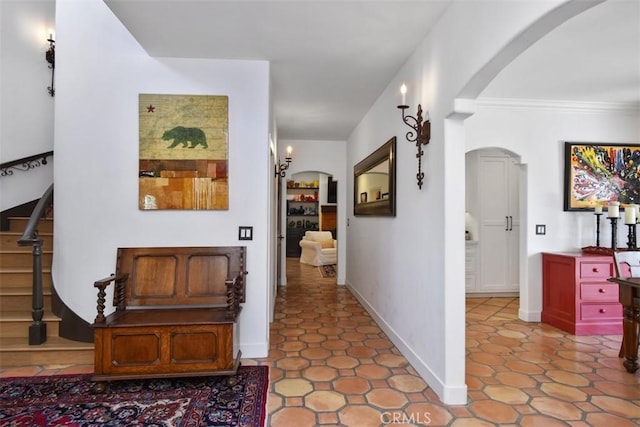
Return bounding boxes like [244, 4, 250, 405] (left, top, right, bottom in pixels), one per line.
[105, 0, 639, 141]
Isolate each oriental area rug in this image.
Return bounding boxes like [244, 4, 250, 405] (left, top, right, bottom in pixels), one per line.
[319, 264, 336, 278]
[0, 366, 268, 427]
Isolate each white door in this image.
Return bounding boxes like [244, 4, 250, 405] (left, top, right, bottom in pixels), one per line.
[478, 154, 519, 292]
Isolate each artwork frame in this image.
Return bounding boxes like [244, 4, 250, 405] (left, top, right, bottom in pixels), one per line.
[354, 137, 396, 217]
[138, 94, 229, 210]
[564, 141, 640, 211]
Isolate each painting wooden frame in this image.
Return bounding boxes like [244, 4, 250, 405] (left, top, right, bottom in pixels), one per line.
[564, 141, 640, 211]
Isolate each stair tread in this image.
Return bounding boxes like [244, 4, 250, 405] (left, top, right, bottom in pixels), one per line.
[0, 336, 93, 351]
[0, 250, 53, 254]
[0, 267, 51, 272]
[0, 231, 53, 236]
[0, 289, 52, 295]
[0, 311, 60, 321]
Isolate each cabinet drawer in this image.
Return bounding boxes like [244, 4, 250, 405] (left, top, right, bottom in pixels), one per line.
[580, 303, 622, 321]
[580, 262, 612, 278]
[580, 283, 619, 302]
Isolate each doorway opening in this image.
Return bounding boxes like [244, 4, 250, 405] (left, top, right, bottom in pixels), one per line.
[465, 148, 522, 299]
[284, 171, 338, 285]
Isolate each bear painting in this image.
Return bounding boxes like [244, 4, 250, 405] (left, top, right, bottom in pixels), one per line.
[162, 126, 208, 149]
[139, 94, 228, 210]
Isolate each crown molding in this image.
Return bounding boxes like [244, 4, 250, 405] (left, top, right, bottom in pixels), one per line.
[476, 97, 640, 113]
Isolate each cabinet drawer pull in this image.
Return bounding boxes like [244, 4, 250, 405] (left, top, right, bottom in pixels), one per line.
[599, 288, 606, 293]
[599, 308, 607, 314]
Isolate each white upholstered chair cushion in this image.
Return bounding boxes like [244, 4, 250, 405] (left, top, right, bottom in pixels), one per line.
[299, 231, 337, 266]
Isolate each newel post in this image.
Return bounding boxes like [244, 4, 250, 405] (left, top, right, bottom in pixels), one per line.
[29, 239, 47, 344]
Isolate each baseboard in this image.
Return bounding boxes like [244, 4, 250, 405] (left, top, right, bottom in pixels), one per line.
[466, 291, 519, 298]
[519, 308, 541, 322]
[345, 281, 467, 405]
[51, 281, 94, 343]
[240, 342, 269, 359]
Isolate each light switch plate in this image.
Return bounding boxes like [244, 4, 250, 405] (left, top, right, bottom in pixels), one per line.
[239, 226, 253, 240]
[535, 224, 546, 235]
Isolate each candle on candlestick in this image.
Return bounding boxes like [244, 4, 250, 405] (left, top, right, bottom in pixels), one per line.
[626, 204, 638, 224]
[625, 205, 637, 224]
[400, 83, 407, 105]
[594, 205, 603, 214]
[608, 201, 620, 218]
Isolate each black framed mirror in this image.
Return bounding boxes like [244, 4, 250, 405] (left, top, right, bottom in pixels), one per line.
[354, 137, 396, 216]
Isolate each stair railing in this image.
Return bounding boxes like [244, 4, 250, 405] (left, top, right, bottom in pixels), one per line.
[0, 151, 53, 177]
[17, 184, 54, 345]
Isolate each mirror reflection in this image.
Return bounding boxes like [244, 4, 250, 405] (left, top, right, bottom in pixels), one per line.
[356, 161, 389, 204]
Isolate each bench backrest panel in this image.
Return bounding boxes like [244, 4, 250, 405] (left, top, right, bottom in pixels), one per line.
[116, 246, 246, 307]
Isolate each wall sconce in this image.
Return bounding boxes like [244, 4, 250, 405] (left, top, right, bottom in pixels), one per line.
[45, 34, 55, 97]
[275, 146, 293, 177]
[397, 83, 430, 189]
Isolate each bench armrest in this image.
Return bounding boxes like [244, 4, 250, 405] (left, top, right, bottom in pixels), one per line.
[225, 274, 243, 320]
[93, 273, 129, 324]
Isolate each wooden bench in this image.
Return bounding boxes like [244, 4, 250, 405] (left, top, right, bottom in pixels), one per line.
[91, 246, 247, 390]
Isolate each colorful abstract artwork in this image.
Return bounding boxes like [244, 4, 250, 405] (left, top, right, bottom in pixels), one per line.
[564, 142, 640, 211]
[139, 94, 229, 210]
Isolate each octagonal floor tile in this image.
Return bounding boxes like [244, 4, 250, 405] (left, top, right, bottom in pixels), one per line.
[333, 376, 372, 394]
[302, 366, 338, 382]
[355, 364, 391, 380]
[270, 407, 316, 427]
[469, 400, 519, 424]
[388, 374, 427, 393]
[273, 378, 313, 397]
[339, 405, 385, 427]
[366, 388, 408, 409]
[305, 390, 346, 412]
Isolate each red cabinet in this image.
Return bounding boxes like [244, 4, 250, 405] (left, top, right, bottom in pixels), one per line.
[542, 252, 622, 335]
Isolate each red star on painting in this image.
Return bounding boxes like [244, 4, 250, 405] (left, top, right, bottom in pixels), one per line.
[147, 104, 155, 113]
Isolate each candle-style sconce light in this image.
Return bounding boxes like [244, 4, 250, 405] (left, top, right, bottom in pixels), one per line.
[275, 146, 293, 178]
[397, 83, 430, 189]
[45, 34, 55, 96]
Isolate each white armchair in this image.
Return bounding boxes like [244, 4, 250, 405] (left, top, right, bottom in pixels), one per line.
[299, 231, 337, 266]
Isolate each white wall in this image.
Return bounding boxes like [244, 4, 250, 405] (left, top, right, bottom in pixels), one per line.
[279, 139, 347, 285]
[53, 0, 271, 357]
[466, 99, 640, 320]
[0, 0, 55, 210]
[345, 0, 598, 404]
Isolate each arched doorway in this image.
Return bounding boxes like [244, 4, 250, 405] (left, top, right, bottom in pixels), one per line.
[283, 170, 338, 284]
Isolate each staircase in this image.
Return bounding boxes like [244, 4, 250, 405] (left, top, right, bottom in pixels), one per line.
[0, 215, 93, 368]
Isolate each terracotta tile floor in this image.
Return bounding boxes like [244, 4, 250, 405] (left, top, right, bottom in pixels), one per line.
[2, 259, 639, 426]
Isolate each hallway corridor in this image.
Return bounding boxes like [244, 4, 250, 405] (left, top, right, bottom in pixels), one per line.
[248, 259, 639, 426]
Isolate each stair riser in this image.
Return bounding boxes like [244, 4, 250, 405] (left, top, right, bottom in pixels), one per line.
[0, 295, 52, 312]
[0, 252, 52, 268]
[7, 218, 53, 233]
[0, 234, 53, 251]
[0, 349, 94, 367]
[0, 320, 59, 338]
[0, 272, 52, 288]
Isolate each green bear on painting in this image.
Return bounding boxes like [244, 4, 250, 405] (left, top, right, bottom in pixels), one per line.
[162, 126, 208, 149]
